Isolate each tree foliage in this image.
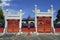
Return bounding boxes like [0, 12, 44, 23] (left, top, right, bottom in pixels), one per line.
[0, 6, 4, 23]
[55, 10, 60, 23]
[0, 0, 2, 3]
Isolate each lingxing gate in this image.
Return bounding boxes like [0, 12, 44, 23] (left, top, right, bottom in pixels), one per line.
[0, 5, 56, 35]
[33, 5, 55, 34]
[2, 9, 24, 34]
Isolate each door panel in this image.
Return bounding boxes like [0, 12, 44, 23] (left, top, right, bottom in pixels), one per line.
[44, 17, 52, 32]
[37, 28, 44, 32]
[7, 20, 19, 32]
[37, 17, 45, 32]
[37, 17, 52, 33]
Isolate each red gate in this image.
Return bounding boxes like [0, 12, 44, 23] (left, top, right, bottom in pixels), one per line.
[37, 17, 52, 33]
[7, 19, 20, 32]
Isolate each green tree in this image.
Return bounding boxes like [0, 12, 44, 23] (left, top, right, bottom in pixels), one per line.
[0, 0, 4, 23]
[0, 0, 2, 3]
[56, 10, 60, 23]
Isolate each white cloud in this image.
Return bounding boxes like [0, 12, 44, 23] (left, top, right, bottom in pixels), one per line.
[2, 0, 11, 1]
[2, 1, 10, 6]
[0, 2, 10, 6]
[0, 0, 11, 6]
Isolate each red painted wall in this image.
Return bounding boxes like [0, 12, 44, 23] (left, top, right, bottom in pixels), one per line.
[55, 28, 60, 32]
[22, 27, 35, 32]
[0, 28, 4, 32]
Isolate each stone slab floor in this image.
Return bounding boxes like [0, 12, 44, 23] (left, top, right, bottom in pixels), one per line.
[0, 34, 60, 40]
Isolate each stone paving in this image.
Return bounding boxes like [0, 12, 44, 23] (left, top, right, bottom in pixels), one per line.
[0, 34, 60, 40]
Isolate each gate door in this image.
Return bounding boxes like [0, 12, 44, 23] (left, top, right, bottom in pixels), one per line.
[37, 17, 52, 32]
[44, 17, 52, 32]
[7, 20, 19, 32]
[37, 17, 45, 32]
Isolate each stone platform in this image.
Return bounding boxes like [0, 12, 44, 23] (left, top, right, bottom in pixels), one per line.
[0, 34, 60, 40]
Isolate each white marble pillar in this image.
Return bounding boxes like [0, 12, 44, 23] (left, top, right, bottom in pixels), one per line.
[17, 9, 24, 35]
[3, 19, 7, 34]
[34, 5, 38, 34]
[3, 9, 8, 34]
[51, 5, 55, 33]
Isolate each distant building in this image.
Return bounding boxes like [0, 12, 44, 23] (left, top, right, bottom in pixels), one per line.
[22, 16, 35, 32]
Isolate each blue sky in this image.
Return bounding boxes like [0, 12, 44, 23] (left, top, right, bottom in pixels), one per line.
[3, 0, 60, 20]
